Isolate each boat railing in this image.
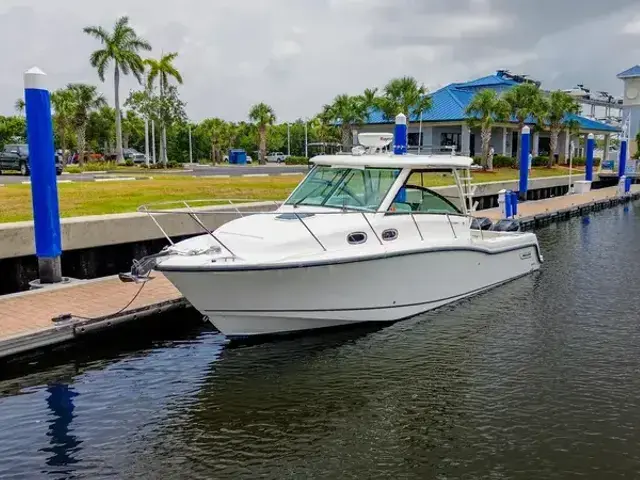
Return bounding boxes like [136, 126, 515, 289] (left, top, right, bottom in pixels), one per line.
[138, 199, 477, 259]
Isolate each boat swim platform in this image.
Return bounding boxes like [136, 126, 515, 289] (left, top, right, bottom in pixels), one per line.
[0, 185, 639, 362]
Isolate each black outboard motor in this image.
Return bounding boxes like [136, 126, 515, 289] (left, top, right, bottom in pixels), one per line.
[471, 217, 493, 231]
[490, 219, 521, 232]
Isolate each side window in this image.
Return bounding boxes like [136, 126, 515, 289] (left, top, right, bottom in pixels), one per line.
[4, 145, 14, 154]
[392, 186, 461, 214]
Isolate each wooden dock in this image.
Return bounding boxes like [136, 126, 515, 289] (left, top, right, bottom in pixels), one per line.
[1, 185, 638, 361]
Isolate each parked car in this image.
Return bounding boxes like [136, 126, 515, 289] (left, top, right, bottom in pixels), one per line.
[105, 148, 146, 163]
[0, 144, 63, 176]
[266, 152, 288, 163]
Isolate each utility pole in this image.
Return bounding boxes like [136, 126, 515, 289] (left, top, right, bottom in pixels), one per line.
[144, 117, 150, 166]
[304, 120, 308, 158]
[287, 123, 291, 156]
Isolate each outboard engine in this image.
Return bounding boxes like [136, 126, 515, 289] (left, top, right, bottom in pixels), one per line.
[471, 217, 493, 231]
[490, 219, 521, 232]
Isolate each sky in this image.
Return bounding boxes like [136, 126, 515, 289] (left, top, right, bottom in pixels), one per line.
[1, 0, 640, 122]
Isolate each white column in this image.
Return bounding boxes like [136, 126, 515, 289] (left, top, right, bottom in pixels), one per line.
[560, 131, 570, 164]
[501, 127, 508, 155]
[532, 132, 540, 156]
[461, 124, 471, 155]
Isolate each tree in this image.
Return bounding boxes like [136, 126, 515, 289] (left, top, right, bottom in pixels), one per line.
[326, 94, 366, 150]
[14, 98, 25, 116]
[0, 115, 26, 148]
[537, 91, 580, 168]
[86, 105, 116, 153]
[145, 52, 183, 164]
[122, 110, 145, 150]
[465, 89, 510, 169]
[503, 83, 542, 162]
[378, 76, 432, 148]
[67, 83, 107, 165]
[84, 16, 152, 164]
[248, 103, 276, 164]
[51, 88, 76, 158]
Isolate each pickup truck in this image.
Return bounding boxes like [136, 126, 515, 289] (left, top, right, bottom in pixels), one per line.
[266, 152, 288, 163]
[0, 144, 63, 176]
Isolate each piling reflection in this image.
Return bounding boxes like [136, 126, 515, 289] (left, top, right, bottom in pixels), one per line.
[40, 384, 81, 475]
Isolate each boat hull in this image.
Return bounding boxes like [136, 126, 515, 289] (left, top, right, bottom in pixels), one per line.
[161, 243, 541, 338]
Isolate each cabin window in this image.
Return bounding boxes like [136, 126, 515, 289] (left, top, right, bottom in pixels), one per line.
[347, 232, 367, 245]
[285, 166, 400, 212]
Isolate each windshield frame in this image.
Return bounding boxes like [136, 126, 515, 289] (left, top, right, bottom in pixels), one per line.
[284, 165, 402, 212]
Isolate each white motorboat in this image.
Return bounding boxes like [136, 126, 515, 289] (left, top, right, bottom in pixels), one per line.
[127, 131, 543, 339]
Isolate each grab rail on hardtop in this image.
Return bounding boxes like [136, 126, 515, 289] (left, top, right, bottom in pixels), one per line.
[137, 199, 483, 257]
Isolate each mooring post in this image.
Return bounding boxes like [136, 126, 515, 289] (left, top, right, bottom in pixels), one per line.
[619, 137, 628, 178]
[24, 67, 62, 284]
[393, 113, 407, 155]
[519, 126, 530, 201]
[585, 133, 595, 182]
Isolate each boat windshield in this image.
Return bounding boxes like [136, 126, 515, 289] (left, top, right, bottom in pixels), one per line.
[286, 166, 401, 211]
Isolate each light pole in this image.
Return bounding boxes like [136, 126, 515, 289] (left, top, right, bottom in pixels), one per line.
[144, 117, 150, 166]
[151, 120, 156, 164]
[287, 123, 291, 156]
[304, 120, 308, 158]
[188, 124, 193, 164]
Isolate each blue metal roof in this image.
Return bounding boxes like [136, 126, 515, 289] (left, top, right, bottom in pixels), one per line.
[617, 65, 640, 79]
[362, 72, 619, 133]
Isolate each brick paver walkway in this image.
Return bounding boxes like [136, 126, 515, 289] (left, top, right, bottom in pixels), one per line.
[0, 273, 181, 342]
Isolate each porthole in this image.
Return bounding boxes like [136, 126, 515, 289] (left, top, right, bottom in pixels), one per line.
[347, 232, 367, 245]
[382, 228, 398, 241]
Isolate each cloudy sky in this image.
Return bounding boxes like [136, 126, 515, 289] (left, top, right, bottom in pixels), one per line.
[1, 0, 640, 122]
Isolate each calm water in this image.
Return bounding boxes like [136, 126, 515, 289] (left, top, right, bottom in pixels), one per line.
[2, 202, 640, 479]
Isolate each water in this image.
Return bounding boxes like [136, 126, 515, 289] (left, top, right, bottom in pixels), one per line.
[2, 202, 640, 479]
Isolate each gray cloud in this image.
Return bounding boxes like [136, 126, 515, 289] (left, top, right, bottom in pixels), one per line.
[1, 0, 639, 122]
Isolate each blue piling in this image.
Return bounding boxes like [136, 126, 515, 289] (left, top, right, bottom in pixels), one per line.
[519, 126, 530, 201]
[511, 191, 518, 216]
[619, 139, 628, 178]
[505, 190, 513, 218]
[24, 67, 62, 284]
[585, 133, 595, 182]
[393, 113, 407, 155]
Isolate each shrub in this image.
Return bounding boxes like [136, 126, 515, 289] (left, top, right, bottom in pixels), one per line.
[84, 161, 117, 172]
[285, 156, 309, 165]
[125, 159, 134, 167]
[167, 160, 180, 169]
[65, 166, 82, 174]
[492, 155, 516, 168]
[532, 155, 549, 167]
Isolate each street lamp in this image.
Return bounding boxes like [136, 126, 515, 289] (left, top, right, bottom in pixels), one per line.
[304, 119, 308, 158]
[287, 123, 291, 156]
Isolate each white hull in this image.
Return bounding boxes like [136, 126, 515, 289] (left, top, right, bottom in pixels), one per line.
[162, 244, 541, 338]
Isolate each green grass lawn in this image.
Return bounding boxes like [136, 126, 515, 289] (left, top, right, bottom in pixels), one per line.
[0, 167, 577, 223]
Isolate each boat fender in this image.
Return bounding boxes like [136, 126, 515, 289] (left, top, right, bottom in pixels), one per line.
[489, 219, 521, 232]
[471, 217, 492, 231]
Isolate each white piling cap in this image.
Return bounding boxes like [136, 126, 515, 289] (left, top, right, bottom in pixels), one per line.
[395, 113, 407, 125]
[24, 66, 47, 90]
[521, 125, 530, 134]
[588, 133, 594, 139]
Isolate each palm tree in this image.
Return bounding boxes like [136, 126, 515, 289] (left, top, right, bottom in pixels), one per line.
[360, 88, 379, 111]
[67, 83, 107, 165]
[14, 98, 25, 116]
[145, 52, 183, 165]
[503, 83, 542, 163]
[465, 89, 510, 169]
[248, 103, 276, 164]
[537, 91, 580, 168]
[327, 94, 366, 150]
[84, 16, 152, 164]
[51, 88, 75, 160]
[379, 76, 432, 148]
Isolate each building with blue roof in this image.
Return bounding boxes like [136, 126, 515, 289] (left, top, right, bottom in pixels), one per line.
[617, 65, 640, 158]
[357, 70, 619, 162]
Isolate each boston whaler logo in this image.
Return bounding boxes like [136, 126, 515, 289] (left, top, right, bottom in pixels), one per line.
[519, 250, 532, 260]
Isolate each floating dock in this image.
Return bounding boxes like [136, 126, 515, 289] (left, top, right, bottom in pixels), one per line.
[1, 185, 638, 361]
